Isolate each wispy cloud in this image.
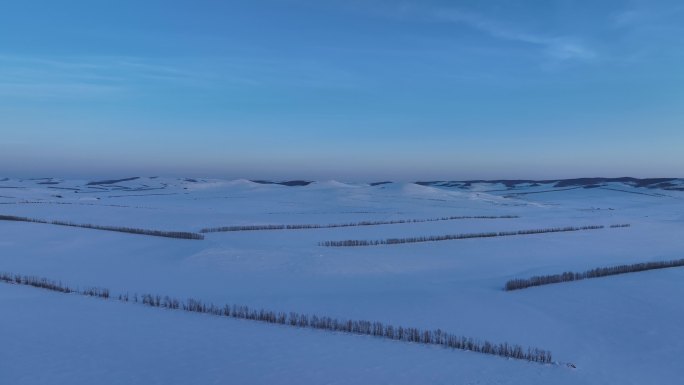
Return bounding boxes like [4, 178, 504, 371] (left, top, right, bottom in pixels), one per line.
[0, 53, 361, 100]
[611, 9, 643, 28]
[431, 8, 596, 62]
[0, 82, 121, 98]
[611, 4, 684, 28]
[0, 55, 215, 99]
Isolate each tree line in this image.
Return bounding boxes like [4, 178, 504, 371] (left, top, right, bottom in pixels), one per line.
[0, 272, 110, 298]
[200, 215, 519, 233]
[319, 224, 628, 247]
[0, 271, 552, 364]
[0, 214, 204, 240]
[505, 257, 684, 291]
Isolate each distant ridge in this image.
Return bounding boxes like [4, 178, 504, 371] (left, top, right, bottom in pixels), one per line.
[86, 177, 140, 185]
[251, 180, 313, 187]
[415, 177, 683, 191]
[3, 176, 682, 191]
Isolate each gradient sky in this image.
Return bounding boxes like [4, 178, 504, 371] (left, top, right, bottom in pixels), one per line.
[1, 0, 683, 180]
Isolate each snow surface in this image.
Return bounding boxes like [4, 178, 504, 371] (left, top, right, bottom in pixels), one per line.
[2, 177, 684, 384]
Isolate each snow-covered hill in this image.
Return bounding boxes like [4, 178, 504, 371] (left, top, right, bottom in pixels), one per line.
[1, 177, 684, 384]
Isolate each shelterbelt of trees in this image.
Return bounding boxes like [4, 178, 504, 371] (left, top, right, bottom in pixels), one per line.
[0, 271, 553, 364]
[200, 215, 519, 233]
[320, 224, 630, 247]
[0, 214, 204, 240]
[505, 258, 684, 291]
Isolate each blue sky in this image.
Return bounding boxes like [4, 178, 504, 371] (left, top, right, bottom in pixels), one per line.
[1, 0, 683, 180]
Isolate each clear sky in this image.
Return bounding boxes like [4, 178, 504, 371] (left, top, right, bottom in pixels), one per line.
[1, 0, 682, 181]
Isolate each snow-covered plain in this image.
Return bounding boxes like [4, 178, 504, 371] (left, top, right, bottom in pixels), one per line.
[1, 177, 684, 384]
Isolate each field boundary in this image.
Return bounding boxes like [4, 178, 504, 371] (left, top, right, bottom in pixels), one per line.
[1, 271, 552, 364]
[200, 215, 519, 233]
[0, 214, 204, 240]
[505, 258, 684, 291]
[319, 224, 630, 247]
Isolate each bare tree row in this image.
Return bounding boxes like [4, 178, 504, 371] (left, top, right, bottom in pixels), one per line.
[0, 214, 204, 240]
[505, 258, 684, 291]
[319, 224, 628, 247]
[200, 215, 519, 233]
[0, 272, 109, 298]
[1, 271, 552, 364]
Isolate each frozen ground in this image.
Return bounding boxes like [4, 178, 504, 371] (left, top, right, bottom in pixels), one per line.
[1, 177, 684, 384]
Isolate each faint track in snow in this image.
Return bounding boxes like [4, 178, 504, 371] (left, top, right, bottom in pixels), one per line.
[0, 201, 159, 209]
[598, 187, 679, 199]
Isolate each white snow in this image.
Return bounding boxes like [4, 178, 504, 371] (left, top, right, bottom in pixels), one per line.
[1, 177, 684, 384]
